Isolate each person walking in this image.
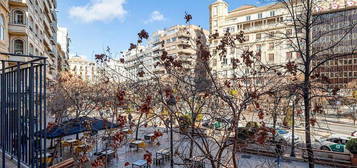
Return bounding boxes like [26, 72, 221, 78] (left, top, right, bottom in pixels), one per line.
[128, 113, 133, 129]
[275, 140, 283, 168]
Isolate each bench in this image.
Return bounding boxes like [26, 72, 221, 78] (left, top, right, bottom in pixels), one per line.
[49, 158, 75, 168]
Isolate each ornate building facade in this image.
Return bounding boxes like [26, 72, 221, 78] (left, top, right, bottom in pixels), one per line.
[0, 0, 9, 56]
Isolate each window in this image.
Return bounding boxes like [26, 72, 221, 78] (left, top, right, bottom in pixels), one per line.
[256, 44, 262, 60]
[270, 11, 275, 17]
[256, 33, 261, 40]
[244, 35, 249, 41]
[212, 59, 217, 66]
[13, 10, 25, 24]
[0, 15, 4, 40]
[246, 15, 251, 21]
[268, 54, 274, 62]
[256, 44, 262, 52]
[213, 7, 218, 16]
[14, 39, 24, 54]
[35, 25, 39, 36]
[268, 31, 275, 38]
[269, 43, 274, 50]
[222, 57, 227, 65]
[258, 13, 263, 19]
[286, 52, 292, 60]
[213, 20, 218, 27]
[296, 28, 303, 33]
[29, 43, 34, 55]
[230, 48, 235, 55]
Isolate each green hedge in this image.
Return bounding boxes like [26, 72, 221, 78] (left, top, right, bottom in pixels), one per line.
[346, 138, 357, 154]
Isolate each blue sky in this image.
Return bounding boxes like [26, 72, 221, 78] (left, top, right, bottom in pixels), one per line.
[57, 0, 260, 60]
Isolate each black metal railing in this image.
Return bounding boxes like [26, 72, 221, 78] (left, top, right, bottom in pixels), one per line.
[0, 53, 47, 168]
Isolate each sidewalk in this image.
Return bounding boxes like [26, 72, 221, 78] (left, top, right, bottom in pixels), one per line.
[0, 153, 20, 168]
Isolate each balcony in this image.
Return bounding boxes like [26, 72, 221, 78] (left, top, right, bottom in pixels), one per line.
[9, 0, 27, 6]
[43, 36, 51, 48]
[8, 24, 28, 36]
[50, 36, 56, 45]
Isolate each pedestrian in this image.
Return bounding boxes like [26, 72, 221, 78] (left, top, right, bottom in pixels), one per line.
[128, 113, 133, 128]
[275, 140, 283, 168]
[165, 119, 170, 133]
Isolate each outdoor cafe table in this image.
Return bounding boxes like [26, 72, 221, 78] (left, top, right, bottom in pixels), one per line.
[64, 139, 78, 152]
[99, 149, 115, 161]
[144, 133, 155, 143]
[156, 148, 170, 160]
[37, 152, 52, 158]
[132, 159, 149, 168]
[122, 128, 130, 133]
[37, 153, 52, 165]
[129, 140, 144, 151]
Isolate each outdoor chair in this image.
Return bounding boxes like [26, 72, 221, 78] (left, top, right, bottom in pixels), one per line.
[128, 143, 137, 152]
[138, 142, 147, 149]
[39, 155, 54, 166]
[153, 155, 164, 165]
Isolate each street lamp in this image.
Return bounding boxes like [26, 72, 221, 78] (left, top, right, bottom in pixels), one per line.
[290, 95, 296, 157]
[166, 95, 176, 168]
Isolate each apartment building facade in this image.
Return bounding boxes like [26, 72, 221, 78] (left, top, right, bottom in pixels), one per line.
[124, 45, 153, 81]
[123, 25, 209, 81]
[0, 0, 9, 56]
[7, 0, 62, 79]
[69, 55, 98, 82]
[312, 0, 357, 89]
[57, 26, 70, 71]
[209, 0, 297, 79]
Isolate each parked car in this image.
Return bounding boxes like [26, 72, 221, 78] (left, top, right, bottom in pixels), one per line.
[266, 127, 301, 146]
[201, 117, 232, 130]
[313, 134, 353, 153]
[274, 129, 301, 145]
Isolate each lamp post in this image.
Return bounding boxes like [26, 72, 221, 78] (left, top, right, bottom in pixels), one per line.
[166, 95, 176, 168]
[290, 95, 296, 157]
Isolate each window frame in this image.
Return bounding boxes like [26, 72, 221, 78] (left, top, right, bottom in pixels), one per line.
[0, 15, 4, 41]
[13, 10, 25, 25]
[14, 39, 25, 54]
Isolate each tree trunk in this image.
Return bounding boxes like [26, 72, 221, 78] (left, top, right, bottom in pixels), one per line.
[135, 113, 144, 140]
[189, 113, 196, 158]
[303, 77, 314, 168]
[304, 4, 314, 164]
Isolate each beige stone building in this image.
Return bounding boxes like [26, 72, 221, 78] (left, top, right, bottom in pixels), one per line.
[7, 0, 61, 78]
[123, 25, 209, 81]
[0, 0, 9, 56]
[209, 0, 297, 78]
[151, 25, 209, 75]
[57, 26, 70, 71]
[123, 45, 152, 81]
[68, 55, 97, 82]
